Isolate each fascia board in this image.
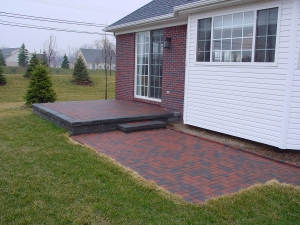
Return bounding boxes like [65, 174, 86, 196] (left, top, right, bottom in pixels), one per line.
[114, 20, 187, 36]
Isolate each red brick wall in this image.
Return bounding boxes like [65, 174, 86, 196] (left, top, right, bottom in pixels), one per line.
[115, 25, 187, 116]
[115, 33, 135, 101]
[161, 25, 187, 115]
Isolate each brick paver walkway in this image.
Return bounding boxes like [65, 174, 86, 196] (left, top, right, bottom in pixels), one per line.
[43, 100, 171, 120]
[73, 129, 300, 203]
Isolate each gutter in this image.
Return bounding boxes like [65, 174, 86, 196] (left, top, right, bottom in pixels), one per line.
[173, 0, 256, 13]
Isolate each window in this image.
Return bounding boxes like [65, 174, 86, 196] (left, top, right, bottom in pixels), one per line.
[197, 18, 211, 62]
[196, 7, 278, 63]
[136, 30, 163, 99]
[255, 8, 278, 62]
[136, 32, 150, 97]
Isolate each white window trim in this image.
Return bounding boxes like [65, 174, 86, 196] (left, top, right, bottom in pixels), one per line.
[134, 95, 162, 102]
[134, 31, 162, 103]
[192, 2, 282, 67]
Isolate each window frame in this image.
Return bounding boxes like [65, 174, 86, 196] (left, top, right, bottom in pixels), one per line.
[194, 4, 281, 67]
[134, 30, 163, 102]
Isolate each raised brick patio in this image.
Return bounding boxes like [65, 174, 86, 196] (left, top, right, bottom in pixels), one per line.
[73, 129, 300, 204]
[32, 100, 180, 135]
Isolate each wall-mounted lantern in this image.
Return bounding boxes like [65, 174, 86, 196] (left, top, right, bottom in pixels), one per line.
[163, 37, 171, 48]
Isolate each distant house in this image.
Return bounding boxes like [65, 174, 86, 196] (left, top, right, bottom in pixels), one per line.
[35, 53, 44, 61]
[1, 48, 19, 66]
[72, 49, 115, 70]
[1, 48, 35, 66]
[105, 0, 300, 150]
[69, 60, 75, 69]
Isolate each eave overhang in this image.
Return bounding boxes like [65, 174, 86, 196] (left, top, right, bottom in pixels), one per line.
[104, 0, 259, 34]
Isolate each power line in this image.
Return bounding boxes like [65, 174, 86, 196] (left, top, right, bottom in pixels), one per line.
[0, 20, 113, 36]
[24, 0, 128, 14]
[0, 12, 106, 27]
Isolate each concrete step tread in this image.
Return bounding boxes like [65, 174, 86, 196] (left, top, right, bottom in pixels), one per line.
[117, 120, 166, 132]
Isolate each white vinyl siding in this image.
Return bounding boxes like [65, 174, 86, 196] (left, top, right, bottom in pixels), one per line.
[286, 0, 300, 149]
[185, 0, 299, 149]
[5, 52, 19, 67]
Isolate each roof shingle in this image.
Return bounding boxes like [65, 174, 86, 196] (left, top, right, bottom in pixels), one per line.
[1, 48, 19, 59]
[108, 0, 201, 28]
[80, 49, 115, 63]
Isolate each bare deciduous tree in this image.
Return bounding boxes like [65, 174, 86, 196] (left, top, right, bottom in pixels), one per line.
[107, 42, 116, 76]
[67, 46, 79, 68]
[54, 50, 64, 68]
[43, 35, 57, 69]
[94, 35, 113, 100]
[94, 56, 101, 70]
[80, 43, 95, 49]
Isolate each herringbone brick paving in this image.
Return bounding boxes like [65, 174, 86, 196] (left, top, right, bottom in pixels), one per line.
[73, 129, 300, 204]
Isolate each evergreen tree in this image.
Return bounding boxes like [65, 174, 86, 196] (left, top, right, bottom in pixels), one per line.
[72, 56, 92, 85]
[25, 65, 57, 106]
[0, 66, 6, 86]
[61, 54, 70, 69]
[18, 43, 29, 67]
[24, 53, 40, 78]
[0, 50, 6, 66]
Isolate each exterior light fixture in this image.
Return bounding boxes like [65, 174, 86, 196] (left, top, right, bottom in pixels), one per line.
[163, 37, 171, 48]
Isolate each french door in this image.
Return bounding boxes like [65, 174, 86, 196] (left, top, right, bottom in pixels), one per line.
[136, 30, 163, 100]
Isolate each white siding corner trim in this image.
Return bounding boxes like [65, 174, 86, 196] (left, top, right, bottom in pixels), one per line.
[286, 0, 300, 150]
[184, 15, 192, 123]
[280, 0, 299, 149]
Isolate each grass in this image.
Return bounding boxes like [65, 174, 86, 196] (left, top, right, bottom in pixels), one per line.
[1, 73, 300, 224]
[0, 71, 115, 103]
[3, 66, 113, 76]
[2, 66, 26, 75]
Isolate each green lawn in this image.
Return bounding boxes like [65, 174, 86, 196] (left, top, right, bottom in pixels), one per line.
[0, 73, 300, 224]
[0, 71, 115, 103]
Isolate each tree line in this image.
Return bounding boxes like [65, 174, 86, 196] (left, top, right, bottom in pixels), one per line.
[1, 35, 115, 100]
[0, 34, 115, 71]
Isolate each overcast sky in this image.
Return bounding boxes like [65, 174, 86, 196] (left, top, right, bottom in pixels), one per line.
[0, 0, 152, 54]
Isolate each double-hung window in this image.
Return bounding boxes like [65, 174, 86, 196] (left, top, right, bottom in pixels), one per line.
[196, 7, 278, 63]
[136, 30, 163, 100]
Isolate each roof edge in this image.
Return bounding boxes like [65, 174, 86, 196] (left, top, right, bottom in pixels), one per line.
[173, 0, 226, 13]
[104, 0, 256, 33]
[104, 0, 225, 32]
[104, 13, 173, 32]
[173, 0, 253, 12]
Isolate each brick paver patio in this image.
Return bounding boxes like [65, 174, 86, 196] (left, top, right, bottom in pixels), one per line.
[73, 129, 300, 204]
[34, 100, 179, 135]
[42, 100, 172, 120]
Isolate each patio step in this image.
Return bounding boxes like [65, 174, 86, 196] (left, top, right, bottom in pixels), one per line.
[117, 120, 166, 132]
